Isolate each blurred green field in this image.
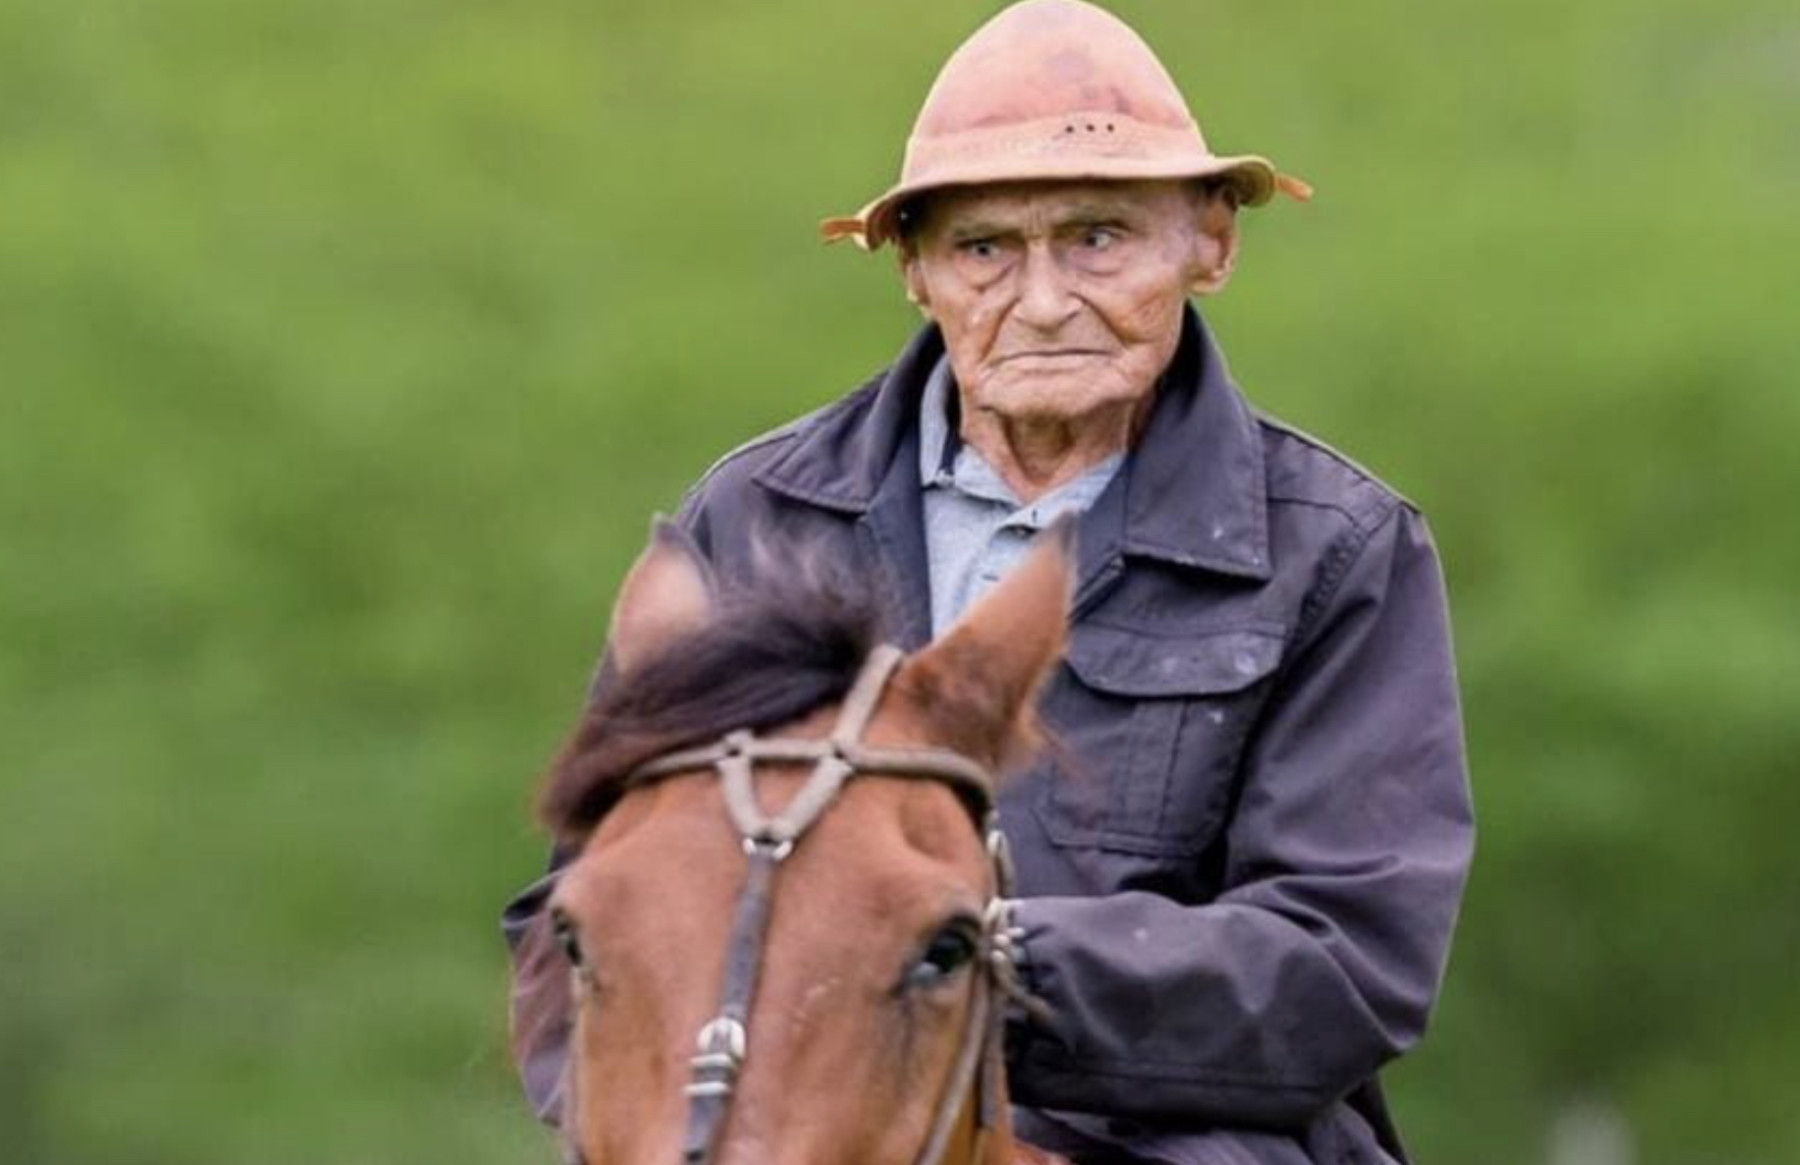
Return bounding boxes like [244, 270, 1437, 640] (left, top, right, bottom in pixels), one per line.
[3, 1, 1798, 1162]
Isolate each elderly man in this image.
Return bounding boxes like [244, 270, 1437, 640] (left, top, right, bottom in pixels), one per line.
[504, 3, 1473, 1163]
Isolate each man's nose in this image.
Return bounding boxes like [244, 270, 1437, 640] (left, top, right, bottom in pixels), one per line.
[1013, 244, 1080, 331]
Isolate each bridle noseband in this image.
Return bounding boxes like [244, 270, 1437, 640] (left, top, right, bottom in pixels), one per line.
[559, 644, 1042, 1165]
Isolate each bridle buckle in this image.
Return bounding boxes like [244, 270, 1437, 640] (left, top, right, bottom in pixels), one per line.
[684, 1016, 748, 1100]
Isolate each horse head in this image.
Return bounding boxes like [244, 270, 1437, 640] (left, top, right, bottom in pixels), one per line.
[535, 520, 1073, 1165]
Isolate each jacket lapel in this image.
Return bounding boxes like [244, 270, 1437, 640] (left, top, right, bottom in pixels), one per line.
[1117, 309, 1272, 582]
[753, 325, 946, 649]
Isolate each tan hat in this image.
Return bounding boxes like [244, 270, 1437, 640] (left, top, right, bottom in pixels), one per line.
[821, 0, 1311, 251]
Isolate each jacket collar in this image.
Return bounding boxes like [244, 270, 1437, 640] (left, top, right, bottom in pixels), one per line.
[753, 305, 1271, 582]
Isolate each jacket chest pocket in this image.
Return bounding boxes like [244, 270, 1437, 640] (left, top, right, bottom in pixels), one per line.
[1034, 623, 1286, 857]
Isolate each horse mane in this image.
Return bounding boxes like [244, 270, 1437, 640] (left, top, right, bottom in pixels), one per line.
[538, 546, 885, 839]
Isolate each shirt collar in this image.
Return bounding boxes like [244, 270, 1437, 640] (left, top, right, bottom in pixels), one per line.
[917, 355, 960, 488]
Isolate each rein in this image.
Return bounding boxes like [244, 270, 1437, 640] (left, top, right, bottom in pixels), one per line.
[559, 644, 1040, 1165]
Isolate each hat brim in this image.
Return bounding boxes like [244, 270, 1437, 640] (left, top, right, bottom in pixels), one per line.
[820, 154, 1310, 251]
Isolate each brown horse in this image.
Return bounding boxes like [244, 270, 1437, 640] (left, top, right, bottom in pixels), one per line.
[532, 522, 1075, 1165]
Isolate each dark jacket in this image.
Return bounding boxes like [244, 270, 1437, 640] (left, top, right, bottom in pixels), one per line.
[503, 309, 1474, 1165]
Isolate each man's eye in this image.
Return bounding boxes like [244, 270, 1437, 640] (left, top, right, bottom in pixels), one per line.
[958, 238, 1002, 260]
[1082, 226, 1121, 250]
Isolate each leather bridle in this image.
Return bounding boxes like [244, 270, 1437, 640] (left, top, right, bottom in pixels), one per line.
[558, 644, 1041, 1165]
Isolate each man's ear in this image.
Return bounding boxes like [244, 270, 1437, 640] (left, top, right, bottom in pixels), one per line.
[894, 521, 1074, 773]
[606, 517, 716, 675]
[1188, 189, 1241, 297]
[898, 245, 933, 314]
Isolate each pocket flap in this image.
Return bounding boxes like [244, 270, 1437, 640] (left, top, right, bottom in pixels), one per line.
[1063, 624, 1285, 697]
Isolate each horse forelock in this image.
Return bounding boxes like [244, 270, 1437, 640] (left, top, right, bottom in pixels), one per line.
[538, 549, 886, 839]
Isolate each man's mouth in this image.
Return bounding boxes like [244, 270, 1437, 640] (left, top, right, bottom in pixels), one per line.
[997, 349, 1106, 363]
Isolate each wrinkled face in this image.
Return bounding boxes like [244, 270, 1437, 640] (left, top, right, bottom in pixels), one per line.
[546, 724, 998, 1165]
[901, 179, 1237, 427]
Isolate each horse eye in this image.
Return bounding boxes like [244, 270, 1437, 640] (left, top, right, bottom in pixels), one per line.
[905, 920, 981, 992]
[549, 908, 585, 968]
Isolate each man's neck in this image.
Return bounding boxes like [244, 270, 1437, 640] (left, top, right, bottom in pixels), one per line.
[959, 396, 1147, 503]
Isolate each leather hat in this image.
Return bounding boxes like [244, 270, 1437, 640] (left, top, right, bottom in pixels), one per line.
[821, 0, 1311, 250]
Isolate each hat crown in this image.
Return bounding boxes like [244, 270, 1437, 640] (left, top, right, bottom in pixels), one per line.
[909, 0, 1204, 154]
[819, 0, 1306, 250]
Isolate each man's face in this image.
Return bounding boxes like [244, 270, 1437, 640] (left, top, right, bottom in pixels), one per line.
[900, 179, 1237, 428]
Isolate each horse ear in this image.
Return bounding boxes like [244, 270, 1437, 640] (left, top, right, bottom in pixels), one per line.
[607, 517, 717, 675]
[899, 520, 1074, 772]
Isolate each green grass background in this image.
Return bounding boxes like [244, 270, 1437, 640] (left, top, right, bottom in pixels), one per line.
[3, 1, 1797, 1162]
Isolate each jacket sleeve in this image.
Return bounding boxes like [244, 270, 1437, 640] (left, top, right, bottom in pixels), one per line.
[1006, 505, 1474, 1129]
